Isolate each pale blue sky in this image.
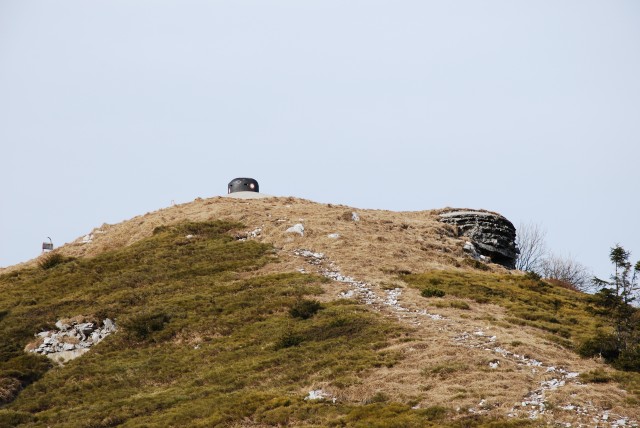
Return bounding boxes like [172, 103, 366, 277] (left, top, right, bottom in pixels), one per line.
[1, 1, 639, 280]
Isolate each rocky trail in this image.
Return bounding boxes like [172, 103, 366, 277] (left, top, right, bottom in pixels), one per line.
[293, 247, 638, 427]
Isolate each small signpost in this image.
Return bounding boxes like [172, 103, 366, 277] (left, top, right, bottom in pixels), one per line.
[42, 237, 53, 253]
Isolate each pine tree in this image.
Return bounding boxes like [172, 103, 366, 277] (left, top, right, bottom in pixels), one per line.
[590, 245, 640, 369]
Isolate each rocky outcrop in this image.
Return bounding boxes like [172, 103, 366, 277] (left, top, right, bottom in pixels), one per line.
[438, 210, 518, 269]
[26, 318, 116, 363]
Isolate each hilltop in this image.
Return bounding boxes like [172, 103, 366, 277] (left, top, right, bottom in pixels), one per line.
[1, 194, 639, 427]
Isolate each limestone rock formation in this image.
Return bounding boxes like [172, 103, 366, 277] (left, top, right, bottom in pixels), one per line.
[27, 318, 117, 363]
[439, 210, 518, 269]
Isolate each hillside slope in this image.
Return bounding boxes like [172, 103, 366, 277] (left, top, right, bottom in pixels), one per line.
[1, 195, 639, 427]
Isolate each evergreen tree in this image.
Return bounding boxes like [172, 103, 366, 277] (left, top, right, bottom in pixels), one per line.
[589, 245, 640, 370]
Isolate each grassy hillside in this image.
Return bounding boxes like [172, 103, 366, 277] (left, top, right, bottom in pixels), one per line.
[1, 220, 538, 427]
[1, 202, 639, 427]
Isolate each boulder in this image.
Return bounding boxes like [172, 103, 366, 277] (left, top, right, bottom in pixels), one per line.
[285, 224, 305, 236]
[439, 210, 518, 269]
[103, 318, 115, 332]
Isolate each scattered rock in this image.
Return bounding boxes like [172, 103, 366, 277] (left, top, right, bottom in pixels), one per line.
[235, 228, 262, 241]
[294, 248, 443, 323]
[293, 249, 324, 263]
[305, 389, 335, 403]
[327, 233, 340, 239]
[285, 224, 305, 236]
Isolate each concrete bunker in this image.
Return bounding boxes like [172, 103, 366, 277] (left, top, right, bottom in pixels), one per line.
[228, 178, 259, 194]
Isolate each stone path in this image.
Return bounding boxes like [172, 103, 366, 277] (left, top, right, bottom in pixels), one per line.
[293, 248, 638, 427]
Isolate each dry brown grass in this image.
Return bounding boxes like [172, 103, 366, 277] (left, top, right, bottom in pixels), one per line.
[12, 196, 490, 276]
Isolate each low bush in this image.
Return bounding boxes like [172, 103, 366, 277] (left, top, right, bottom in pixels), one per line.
[421, 405, 448, 421]
[577, 334, 620, 361]
[421, 288, 445, 298]
[614, 346, 640, 372]
[367, 392, 389, 404]
[289, 299, 322, 320]
[122, 311, 171, 341]
[274, 331, 304, 350]
[523, 271, 541, 281]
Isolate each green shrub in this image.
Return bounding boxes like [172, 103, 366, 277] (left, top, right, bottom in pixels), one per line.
[523, 271, 541, 281]
[421, 405, 448, 421]
[274, 331, 304, 350]
[421, 288, 445, 298]
[367, 392, 389, 404]
[123, 311, 171, 341]
[289, 299, 322, 320]
[614, 346, 640, 372]
[577, 334, 620, 361]
[427, 278, 443, 286]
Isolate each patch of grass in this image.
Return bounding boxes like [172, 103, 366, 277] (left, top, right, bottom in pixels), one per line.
[404, 270, 640, 398]
[0, 410, 35, 426]
[37, 253, 73, 270]
[613, 370, 640, 399]
[344, 402, 436, 427]
[366, 392, 389, 404]
[462, 258, 490, 271]
[580, 369, 614, 383]
[449, 300, 470, 310]
[403, 270, 607, 354]
[423, 361, 468, 378]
